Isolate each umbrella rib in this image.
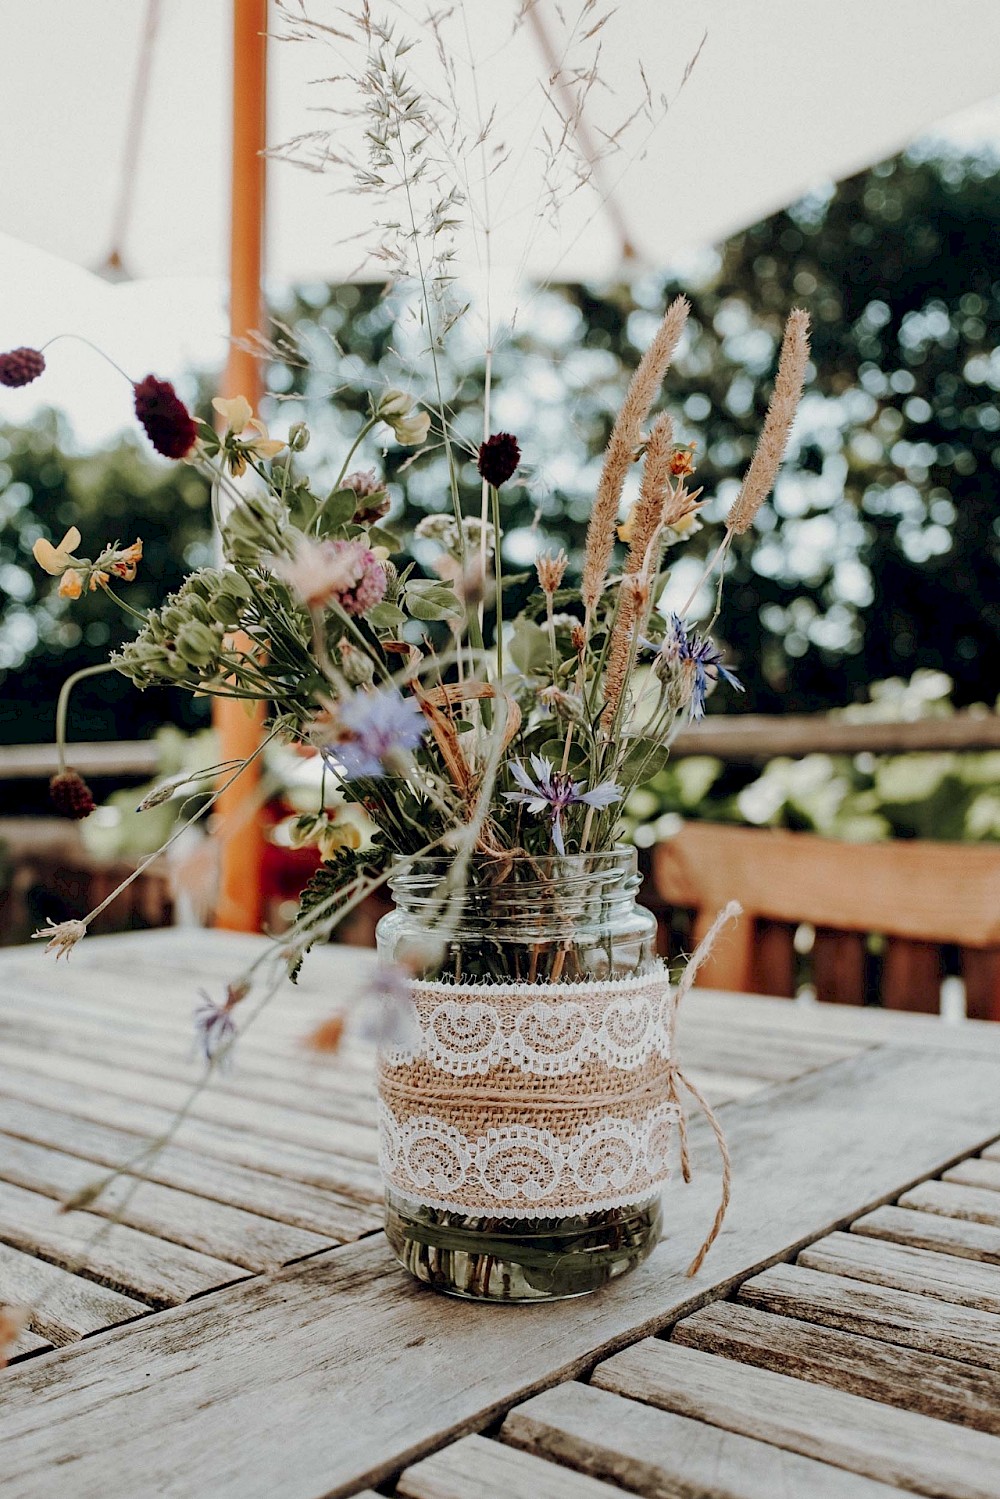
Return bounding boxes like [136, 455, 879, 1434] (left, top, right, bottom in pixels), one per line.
[523, 0, 637, 265]
[102, 0, 162, 277]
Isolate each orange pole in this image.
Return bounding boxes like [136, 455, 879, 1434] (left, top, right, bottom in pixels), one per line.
[214, 0, 268, 931]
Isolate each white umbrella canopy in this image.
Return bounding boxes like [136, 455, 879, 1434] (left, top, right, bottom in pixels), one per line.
[2, 0, 1000, 447]
[3, 0, 1000, 288]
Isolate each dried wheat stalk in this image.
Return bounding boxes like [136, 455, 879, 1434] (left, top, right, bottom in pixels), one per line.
[582, 295, 689, 616]
[726, 308, 810, 535]
[601, 413, 674, 729]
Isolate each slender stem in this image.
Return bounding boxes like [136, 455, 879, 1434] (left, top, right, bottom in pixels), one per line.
[40, 333, 134, 385]
[478, 346, 493, 641]
[77, 729, 279, 930]
[490, 482, 503, 680]
[331, 416, 378, 494]
[678, 532, 732, 619]
[55, 663, 119, 775]
[97, 582, 148, 624]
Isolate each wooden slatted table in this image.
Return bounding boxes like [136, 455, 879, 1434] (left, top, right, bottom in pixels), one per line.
[2, 930, 1000, 1498]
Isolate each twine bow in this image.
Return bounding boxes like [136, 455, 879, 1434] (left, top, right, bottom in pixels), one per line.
[665, 900, 742, 1276]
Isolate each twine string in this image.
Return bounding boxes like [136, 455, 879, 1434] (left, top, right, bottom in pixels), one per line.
[666, 900, 742, 1276]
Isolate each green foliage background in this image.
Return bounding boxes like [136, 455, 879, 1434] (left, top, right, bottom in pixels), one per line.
[2, 147, 998, 745]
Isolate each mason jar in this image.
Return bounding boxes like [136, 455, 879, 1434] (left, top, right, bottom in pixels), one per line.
[375, 848, 671, 1301]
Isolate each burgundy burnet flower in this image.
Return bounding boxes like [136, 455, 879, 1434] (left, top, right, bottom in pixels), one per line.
[49, 770, 96, 820]
[477, 431, 521, 488]
[133, 375, 198, 460]
[0, 347, 46, 388]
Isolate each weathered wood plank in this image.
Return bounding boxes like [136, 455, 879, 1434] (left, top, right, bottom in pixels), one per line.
[0, 1043, 378, 1161]
[686, 985, 1000, 1055]
[7, 1328, 52, 1362]
[0, 994, 378, 1120]
[0, 1179, 247, 1306]
[671, 1027, 862, 1083]
[592, 1336, 1000, 1498]
[1, 1046, 998, 1498]
[0, 1063, 383, 1203]
[674, 1299, 1000, 1434]
[945, 1157, 1000, 1194]
[397, 1433, 625, 1499]
[0, 1241, 147, 1346]
[503, 1380, 901, 1499]
[740, 1262, 1000, 1368]
[0, 1061, 383, 1199]
[0, 1132, 330, 1273]
[0, 1095, 379, 1240]
[900, 1178, 1000, 1229]
[853, 1204, 1000, 1265]
[800, 1230, 1000, 1314]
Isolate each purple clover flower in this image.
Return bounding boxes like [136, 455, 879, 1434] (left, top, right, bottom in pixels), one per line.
[193, 991, 238, 1068]
[645, 616, 743, 720]
[325, 687, 427, 780]
[503, 754, 622, 854]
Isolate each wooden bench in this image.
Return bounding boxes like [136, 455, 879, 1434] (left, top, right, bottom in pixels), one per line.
[648, 823, 1000, 1019]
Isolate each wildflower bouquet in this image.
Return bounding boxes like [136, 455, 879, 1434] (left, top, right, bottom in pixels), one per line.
[24, 297, 808, 987]
[16, 8, 812, 1298]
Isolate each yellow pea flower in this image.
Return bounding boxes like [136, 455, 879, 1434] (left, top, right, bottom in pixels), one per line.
[58, 570, 83, 599]
[211, 396, 286, 475]
[211, 395, 254, 434]
[33, 527, 81, 576]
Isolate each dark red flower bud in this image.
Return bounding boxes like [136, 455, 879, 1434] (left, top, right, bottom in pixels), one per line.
[477, 431, 521, 488]
[50, 770, 96, 820]
[133, 375, 197, 460]
[0, 347, 46, 388]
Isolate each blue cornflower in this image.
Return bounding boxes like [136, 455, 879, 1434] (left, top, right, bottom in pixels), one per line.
[325, 687, 427, 779]
[503, 754, 622, 854]
[659, 614, 743, 720]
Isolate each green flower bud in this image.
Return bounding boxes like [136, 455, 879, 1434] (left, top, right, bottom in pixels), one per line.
[175, 620, 223, 669]
[337, 639, 376, 687]
[288, 421, 310, 452]
[160, 604, 189, 636]
[222, 491, 287, 565]
[184, 594, 212, 626]
[219, 569, 254, 601]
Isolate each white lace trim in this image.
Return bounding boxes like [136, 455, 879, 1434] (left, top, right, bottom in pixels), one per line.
[383, 966, 674, 1076]
[378, 1099, 677, 1216]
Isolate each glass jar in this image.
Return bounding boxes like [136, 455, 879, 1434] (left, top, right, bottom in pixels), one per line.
[375, 848, 666, 1301]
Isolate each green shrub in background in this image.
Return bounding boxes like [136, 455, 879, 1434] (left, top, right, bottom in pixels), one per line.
[626, 672, 1000, 847]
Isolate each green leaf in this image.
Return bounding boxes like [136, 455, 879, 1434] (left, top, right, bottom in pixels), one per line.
[540, 736, 587, 771]
[509, 617, 549, 675]
[366, 523, 401, 552]
[404, 578, 463, 621]
[619, 737, 672, 784]
[367, 601, 406, 629]
[322, 489, 361, 528]
[194, 420, 220, 455]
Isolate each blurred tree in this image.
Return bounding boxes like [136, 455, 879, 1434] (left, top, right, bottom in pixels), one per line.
[3, 147, 998, 742]
[273, 148, 1000, 714]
